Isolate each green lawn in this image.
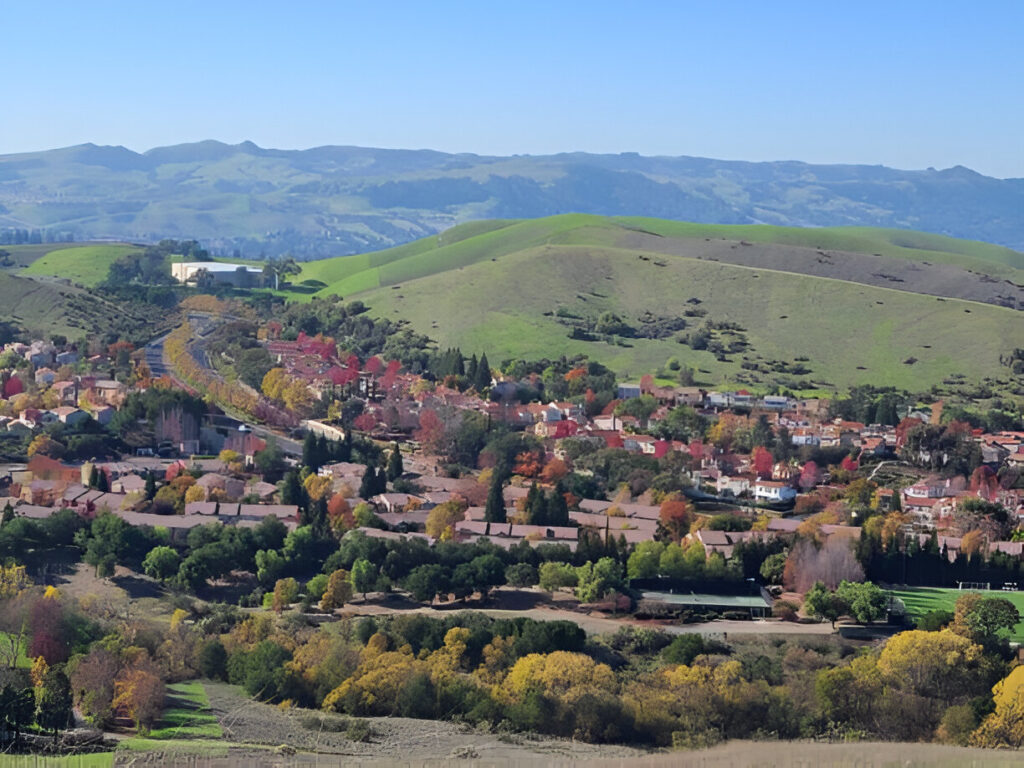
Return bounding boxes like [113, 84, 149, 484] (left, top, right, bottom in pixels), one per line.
[1, 630, 33, 668]
[890, 587, 1024, 642]
[21, 243, 142, 287]
[1, 755, 114, 768]
[145, 680, 222, 740]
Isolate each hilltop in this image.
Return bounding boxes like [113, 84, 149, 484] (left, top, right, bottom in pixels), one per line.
[292, 215, 1024, 393]
[3, 141, 1024, 257]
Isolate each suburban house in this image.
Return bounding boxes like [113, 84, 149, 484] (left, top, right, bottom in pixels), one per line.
[753, 480, 797, 502]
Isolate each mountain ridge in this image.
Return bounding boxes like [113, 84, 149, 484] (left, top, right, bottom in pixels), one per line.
[3, 141, 1024, 258]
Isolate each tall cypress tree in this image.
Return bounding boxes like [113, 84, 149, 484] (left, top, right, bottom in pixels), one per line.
[302, 432, 316, 470]
[545, 483, 569, 527]
[485, 471, 506, 523]
[525, 482, 544, 525]
[145, 471, 156, 500]
[475, 352, 491, 392]
[359, 465, 377, 499]
[386, 443, 404, 481]
[466, 354, 478, 384]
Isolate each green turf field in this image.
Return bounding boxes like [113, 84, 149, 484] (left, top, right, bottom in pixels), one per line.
[21, 243, 142, 287]
[890, 587, 1024, 642]
[146, 680, 222, 740]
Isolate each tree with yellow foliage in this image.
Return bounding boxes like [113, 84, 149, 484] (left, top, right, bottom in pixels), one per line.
[261, 368, 288, 400]
[0, 563, 31, 598]
[425, 499, 467, 540]
[971, 665, 1024, 747]
[319, 569, 353, 611]
[31, 655, 49, 688]
[877, 629, 985, 701]
[303, 473, 332, 503]
[27, 434, 65, 459]
[184, 484, 206, 504]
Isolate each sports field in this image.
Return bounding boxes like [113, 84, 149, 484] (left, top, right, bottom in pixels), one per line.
[890, 586, 1024, 642]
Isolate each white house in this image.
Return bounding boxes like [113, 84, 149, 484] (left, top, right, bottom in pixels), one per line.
[753, 480, 797, 502]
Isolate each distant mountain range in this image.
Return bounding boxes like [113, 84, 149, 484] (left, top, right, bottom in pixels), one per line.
[1, 140, 1023, 258]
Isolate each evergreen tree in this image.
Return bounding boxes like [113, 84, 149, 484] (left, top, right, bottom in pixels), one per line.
[466, 354, 478, 384]
[281, 471, 308, 512]
[88, 465, 100, 489]
[96, 469, 109, 493]
[359, 465, 377, 499]
[37, 667, 72, 738]
[2, 502, 14, 524]
[375, 467, 388, 495]
[304, 495, 328, 535]
[302, 432, 316, 470]
[475, 352, 491, 392]
[145, 472, 156, 500]
[545, 483, 569, 527]
[316, 434, 330, 469]
[525, 482, 544, 525]
[485, 471, 506, 523]
[341, 427, 353, 462]
[386, 443, 404, 481]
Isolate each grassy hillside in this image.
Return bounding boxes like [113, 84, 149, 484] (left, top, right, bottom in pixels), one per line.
[20, 243, 142, 286]
[613, 217, 1024, 274]
[291, 216, 1023, 393]
[0, 271, 154, 339]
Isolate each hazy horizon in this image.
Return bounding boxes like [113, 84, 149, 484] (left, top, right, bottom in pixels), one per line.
[2, 1, 1022, 177]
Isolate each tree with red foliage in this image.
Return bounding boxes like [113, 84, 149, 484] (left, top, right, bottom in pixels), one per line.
[364, 356, 383, 374]
[752, 446, 774, 478]
[565, 367, 587, 382]
[640, 374, 655, 394]
[969, 465, 999, 500]
[327, 494, 354, 533]
[415, 409, 447, 454]
[352, 412, 377, 432]
[29, 596, 67, 665]
[539, 458, 569, 485]
[3, 375, 23, 398]
[894, 417, 920, 448]
[513, 451, 542, 478]
[659, 498, 695, 541]
[840, 455, 859, 472]
[380, 360, 401, 391]
[798, 461, 822, 491]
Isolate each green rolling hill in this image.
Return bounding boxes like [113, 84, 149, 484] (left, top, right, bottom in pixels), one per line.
[291, 215, 1024, 393]
[19, 243, 143, 287]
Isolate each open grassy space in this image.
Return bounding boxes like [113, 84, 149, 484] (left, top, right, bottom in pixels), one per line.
[20, 243, 142, 287]
[1, 755, 114, 768]
[283, 215, 1024, 394]
[357, 242, 1018, 391]
[0, 271, 153, 340]
[146, 680, 223, 740]
[1, 630, 33, 668]
[890, 587, 1024, 642]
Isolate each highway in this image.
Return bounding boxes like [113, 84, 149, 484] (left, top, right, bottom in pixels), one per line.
[144, 323, 303, 457]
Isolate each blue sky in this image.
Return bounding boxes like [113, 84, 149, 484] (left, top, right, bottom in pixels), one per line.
[3, 1, 1022, 176]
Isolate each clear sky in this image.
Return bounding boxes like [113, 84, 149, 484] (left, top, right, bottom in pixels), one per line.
[3, 1, 1022, 177]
